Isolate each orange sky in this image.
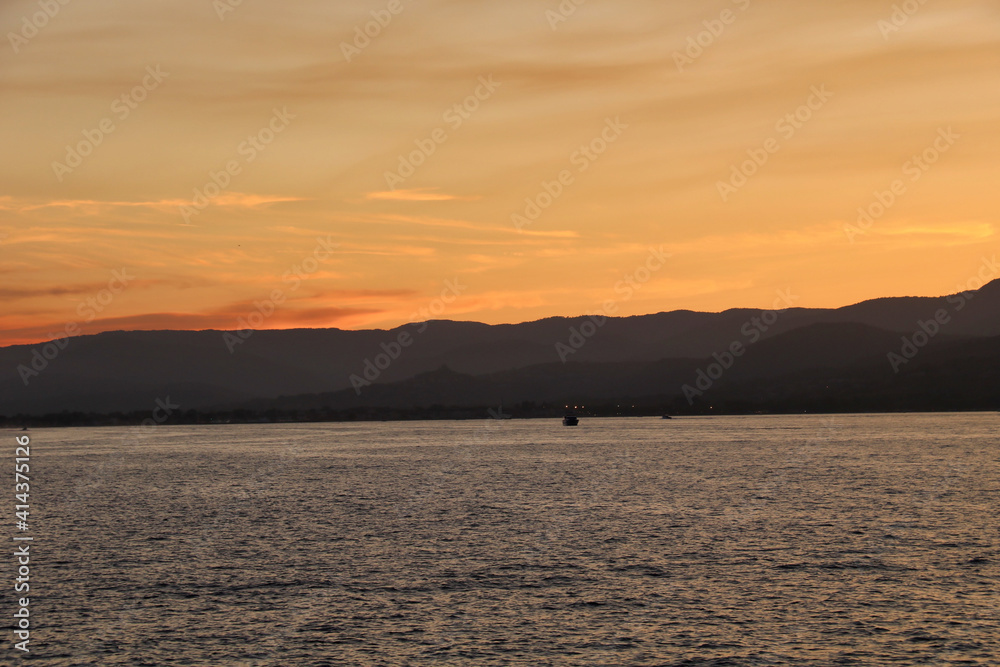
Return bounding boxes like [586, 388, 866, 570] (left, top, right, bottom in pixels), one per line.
[2, 0, 999, 346]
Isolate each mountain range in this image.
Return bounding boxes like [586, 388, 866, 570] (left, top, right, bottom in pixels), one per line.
[2, 279, 999, 419]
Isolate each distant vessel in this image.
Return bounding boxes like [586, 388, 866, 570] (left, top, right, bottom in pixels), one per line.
[662, 414, 673, 420]
[563, 414, 579, 426]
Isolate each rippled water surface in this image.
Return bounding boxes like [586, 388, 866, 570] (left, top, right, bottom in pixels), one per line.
[18, 414, 1000, 665]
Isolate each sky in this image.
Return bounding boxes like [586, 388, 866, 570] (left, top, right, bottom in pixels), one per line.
[1, 0, 998, 346]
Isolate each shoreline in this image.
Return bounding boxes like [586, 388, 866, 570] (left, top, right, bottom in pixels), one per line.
[4, 408, 998, 430]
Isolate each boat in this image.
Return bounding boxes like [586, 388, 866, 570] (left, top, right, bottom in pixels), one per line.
[662, 414, 673, 420]
[562, 414, 579, 426]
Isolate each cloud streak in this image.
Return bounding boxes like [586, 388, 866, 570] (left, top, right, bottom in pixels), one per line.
[17, 194, 305, 214]
[364, 188, 478, 202]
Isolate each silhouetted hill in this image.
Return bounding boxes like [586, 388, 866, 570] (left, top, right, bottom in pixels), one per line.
[2, 280, 999, 416]
[228, 323, 998, 415]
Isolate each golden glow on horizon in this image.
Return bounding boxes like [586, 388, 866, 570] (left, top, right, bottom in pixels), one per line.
[1, 0, 999, 346]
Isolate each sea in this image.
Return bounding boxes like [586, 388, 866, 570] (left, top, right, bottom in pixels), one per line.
[13, 413, 1000, 665]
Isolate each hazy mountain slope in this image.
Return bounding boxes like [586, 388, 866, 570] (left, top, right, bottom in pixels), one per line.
[227, 324, 998, 415]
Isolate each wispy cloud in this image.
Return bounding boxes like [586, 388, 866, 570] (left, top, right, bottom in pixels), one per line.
[365, 188, 479, 202]
[17, 194, 305, 214]
[367, 213, 581, 239]
[0, 304, 386, 347]
[869, 221, 995, 240]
